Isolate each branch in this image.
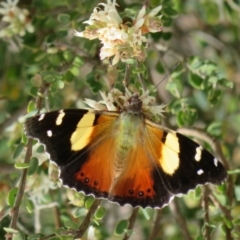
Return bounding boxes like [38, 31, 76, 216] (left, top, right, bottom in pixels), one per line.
[123, 64, 131, 87]
[169, 199, 192, 240]
[202, 186, 210, 240]
[0, 104, 27, 136]
[6, 83, 49, 240]
[74, 198, 101, 238]
[148, 209, 162, 240]
[136, 61, 146, 90]
[122, 207, 139, 240]
[208, 193, 234, 240]
[226, 0, 240, 12]
[39, 199, 101, 240]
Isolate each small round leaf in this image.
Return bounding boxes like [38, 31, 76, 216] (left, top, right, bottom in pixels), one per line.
[7, 187, 18, 207]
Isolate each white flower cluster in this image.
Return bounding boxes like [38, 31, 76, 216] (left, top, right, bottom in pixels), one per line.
[0, 0, 34, 38]
[84, 87, 166, 119]
[75, 0, 162, 65]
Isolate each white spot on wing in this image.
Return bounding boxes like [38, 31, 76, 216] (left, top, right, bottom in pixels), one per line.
[38, 114, 45, 121]
[197, 169, 204, 175]
[56, 110, 65, 125]
[47, 130, 52, 137]
[214, 158, 218, 167]
[195, 146, 203, 162]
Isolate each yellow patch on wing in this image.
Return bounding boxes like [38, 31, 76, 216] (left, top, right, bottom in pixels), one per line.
[70, 112, 95, 151]
[161, 133, 180, 175]
[145, 120, 180, 175]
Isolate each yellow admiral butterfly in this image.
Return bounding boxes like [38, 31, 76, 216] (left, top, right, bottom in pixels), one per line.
[24, 89, 228, 208]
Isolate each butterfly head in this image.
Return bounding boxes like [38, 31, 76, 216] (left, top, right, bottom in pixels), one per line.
[123, 93, 143, 114]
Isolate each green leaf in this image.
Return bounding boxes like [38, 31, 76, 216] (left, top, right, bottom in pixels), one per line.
[73, 56, 84, 67]
[13, 231, 26, 240]
[207, 89, 221, 105]
[28, 157, 39, 176]
[3, 228, 18, 234]
[86, 72, 103, 93]
[41, 70, 61, 83]
[194, 186, 202, 199]
[85, 197, 95, 209]
[195, 235, 204, 240]
[161, 15, 173, 27]
[26, 199, 34, 213]
[63, 51, 73, 62]
[155, 61, 165, 73]
[63, 221, 78, 229]
[21, 133, 28, 145]
[27, 234, 45, 240]
[124, 58, 136, 64]
[115, 220, 128, 235]
[58, 14, 70, 23]
[36, 144, 45, 153]
[29, 86, 39, 97]
[231, 231, 240, 239]
[219, 78, 233, 88]
[64, 70, 74, 82]
[34, 53, 47, 62]
[233, 218, 240, 225]
[162, 32, 172, 41]
[177, 111, 185, 126]
[188, 72, 203, 89]
[94, 206, 106, 220]
[207, 122, 222, 137]
[12, 143, 25, 159]
[132, 63, 146, 74]
[234, 186, 240, 201]
[27, 101, 36, 113]
[51, 79, 65, 89]
[141, 208, 150, 220]
[166, 81, 182, 98]
[167, 99, 182, 114]
[183, 108, 197, 126]
[7, 187, 18, 207]
[208, 76, 218, 85]
[73, 208, 86, 218]
[14, 163, 30, 169]
[49, 54, 62, 66]
[228, 169, 240, 175]
[223, 217, 233, 228]
[163, 7, 178, 16]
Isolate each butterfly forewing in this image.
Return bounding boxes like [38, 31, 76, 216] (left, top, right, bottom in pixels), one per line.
[25, 109, 119, 198]
[155, 130, 227, 195]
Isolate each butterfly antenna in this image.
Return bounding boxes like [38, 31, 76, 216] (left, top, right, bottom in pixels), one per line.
[155, 62, 180, 88]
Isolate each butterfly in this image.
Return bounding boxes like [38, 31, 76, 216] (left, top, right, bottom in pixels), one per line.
[24, 89, 228, 208]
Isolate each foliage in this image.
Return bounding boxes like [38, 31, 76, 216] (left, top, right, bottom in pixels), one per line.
[0, 0, 239, 240]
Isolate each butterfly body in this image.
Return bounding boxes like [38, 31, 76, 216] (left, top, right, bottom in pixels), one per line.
[24, 94, 228, 208]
